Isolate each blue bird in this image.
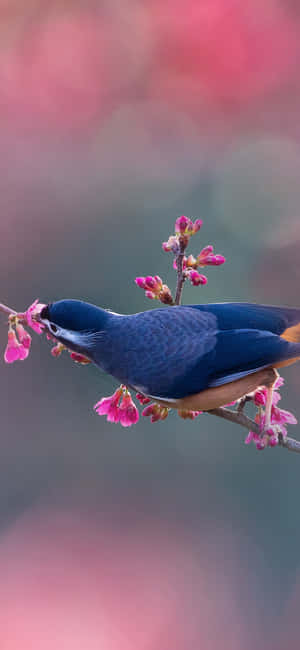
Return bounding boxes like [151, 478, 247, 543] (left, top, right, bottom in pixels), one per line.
[39, 299, 300, 429]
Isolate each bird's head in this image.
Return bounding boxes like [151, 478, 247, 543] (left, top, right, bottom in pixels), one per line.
[39, 299, 111, 355]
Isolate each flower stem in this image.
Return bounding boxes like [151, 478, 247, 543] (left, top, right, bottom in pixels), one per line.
[174, 239, 187, 306]
[207, 407, 300, 453]
[0, 303, 17, 317]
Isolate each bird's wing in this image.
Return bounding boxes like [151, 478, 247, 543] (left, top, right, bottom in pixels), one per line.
[110, 305, 300, 400]
[167, 303, 300, 398]
[187, 302, 300, 340]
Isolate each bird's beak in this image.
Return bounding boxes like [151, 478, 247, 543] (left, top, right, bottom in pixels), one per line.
[39, 319, 87, 351]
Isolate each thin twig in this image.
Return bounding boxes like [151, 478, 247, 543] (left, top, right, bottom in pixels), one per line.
[207, 407, 300, 453]
[174, 238, 187, 306]
[208, 406, 259, 433]
[0, 303, 17, 317]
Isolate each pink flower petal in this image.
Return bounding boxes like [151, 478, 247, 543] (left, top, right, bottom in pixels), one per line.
[18, 345, 29, 360]
[4, 345, 21, 363]
[4, 330, 22, 363]
[274, 376, 284, 390]
[16, 323, 31, 349]
[70, 352, 91, 364]
[25, 300, 46, 334]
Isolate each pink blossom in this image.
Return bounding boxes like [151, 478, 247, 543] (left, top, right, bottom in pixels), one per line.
[136, 393, 151, 405]
[175, 216, 202, 236]
[94, 387, 123, 423]
[245, 431, 255, 445]
[145, 290, 156, 300]
[274, 376, 285, 390]
[51, 343, 65, 357]
[142, 403, 169, 423]
[136, 275, 173, 304]
[159, 285, 174, 305]
[175, 215, 193, 234]
[186, 254, 197, 268]
[192, 219, 203, 233]
[269, 436, 278, 447]
[135, 275, 162, 294]
[205, 254, 226, 266]
[178, 409, 202, 419]
[271, 406, 297, 425]
[69, 352, 91, 364]
[118, 393, 139, 427]
[135, 277, 146, 289]
[254, 385, 282, 407]
[4, 329, 28, 363]
[25, 300, 46, 334]
[197, 245, 214, 265]
[16, 323, 31, 350]
[94, 387, 139, 426]
[162, 236, 180, 254]
[245, 377, 297, 450]
[256, 439, 266, 451]
[197, 247, 226, 267]
[145, 275, 162, 291]
[188, 270, 208, 286]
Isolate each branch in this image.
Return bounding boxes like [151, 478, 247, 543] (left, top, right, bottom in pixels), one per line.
[207, 407, 300, 453]
[174, 239, 187, 306]
[0, 303, 17, 317]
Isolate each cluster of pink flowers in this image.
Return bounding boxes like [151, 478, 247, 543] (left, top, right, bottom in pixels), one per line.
[94, 386, 139, 427]
[174, 215, 203, 236]
[174, 246, 226, 270]
[245, 377, 297, 450]
[173, 246, 226, 286]
[162, 216, 226, 288]
[136, 393, 201, 423]
[4, 300, 45, 363]
[4, 299, 92, 367]
[94, 389, 204, 426]
[136, 215, 225, 303]
[135, 276, 173, 305]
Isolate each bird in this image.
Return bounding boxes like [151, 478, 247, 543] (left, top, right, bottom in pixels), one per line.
[39, 299, 300, 431]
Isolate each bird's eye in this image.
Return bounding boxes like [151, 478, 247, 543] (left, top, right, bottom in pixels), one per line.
[40, 305, 50, 320]
[49, 323, 58, 334]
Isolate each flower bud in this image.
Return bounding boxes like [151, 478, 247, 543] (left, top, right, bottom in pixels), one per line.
[136, 393, 151, 405]
[135, 277, 146, 289]
[162, 236, 180, 254]
[192, 219, 203, 233]
[205, 254, 226, 266]
[256, 439, 266, 450]
[51, 343, 65, 357]
[186, 255, 197, 268]
[145, 290, 156, 300]
[70, 352, 91, 364]
[188, 271, 208, 286]
[159, 285, 174, 305]
[178, 409, 201, 419]
[175, 215, 192, 234]
[254, 390, 266, 406]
